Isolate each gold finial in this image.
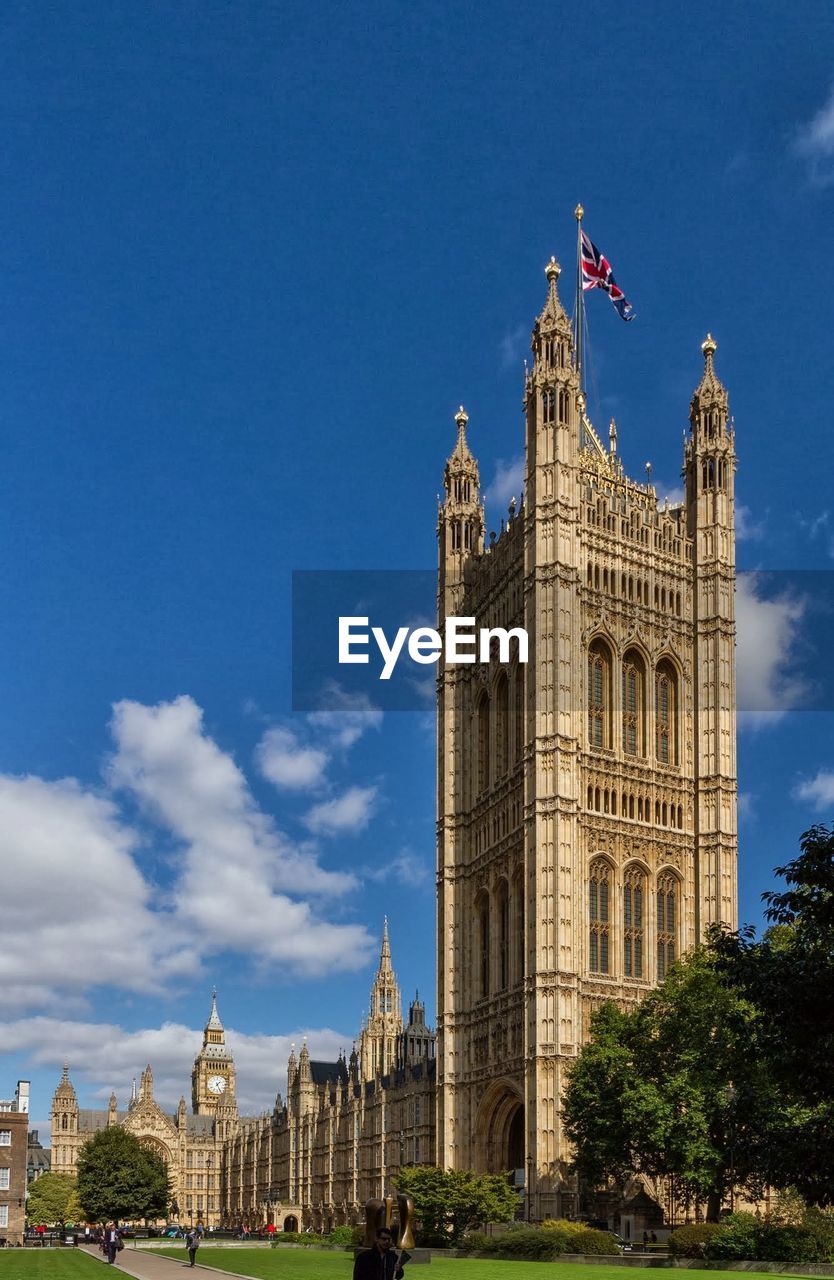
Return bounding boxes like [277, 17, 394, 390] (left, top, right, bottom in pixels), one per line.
[544, 255, 561, 283]
[701, 332, 717, 358]
[575, 203, 584, 222]
[609, 417, 617, 453]
[454, 405, 468, 430]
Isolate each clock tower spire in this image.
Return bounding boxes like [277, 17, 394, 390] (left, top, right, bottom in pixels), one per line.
[191, 989, 239, 1137]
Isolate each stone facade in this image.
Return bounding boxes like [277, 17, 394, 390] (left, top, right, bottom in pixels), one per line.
[221, 922, 437, 1231]
[0, 1081, 30, 1245]
[51, 995, 238, 1226]
[435, 256, 738, 1219]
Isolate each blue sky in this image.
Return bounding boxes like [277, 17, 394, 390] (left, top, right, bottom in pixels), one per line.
[1, 1, 833, 1135]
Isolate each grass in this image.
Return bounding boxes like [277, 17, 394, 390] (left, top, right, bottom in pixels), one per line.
[150, 1247, 808, 1280]
[0, 1253, 103, 1277]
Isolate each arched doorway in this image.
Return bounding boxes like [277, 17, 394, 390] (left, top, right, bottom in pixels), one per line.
[473, 1079, 525, 1174]
[283, 1215, 299, 1232]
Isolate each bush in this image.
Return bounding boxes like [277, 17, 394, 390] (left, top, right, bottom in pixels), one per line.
[458, 1231, 492, 1254]
[568, 1227, 621, 1255]
[703, 1213, 760, 1260]
[271, 1231, 327, 1246]
[488, 1228, 563, 1260]
[668, 1223, 724, 1258]
[326, 1226, 355, 1245]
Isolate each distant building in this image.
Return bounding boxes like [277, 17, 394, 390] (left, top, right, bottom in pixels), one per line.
[51, 994, 238, 1226]
[26, 1131, 51, 1183]
[222, 921, 436, 1232]
[0, 1081, 30, 1244]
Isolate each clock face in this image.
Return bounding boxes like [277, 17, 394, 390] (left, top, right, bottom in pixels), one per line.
[207, 1074, 227, 1095]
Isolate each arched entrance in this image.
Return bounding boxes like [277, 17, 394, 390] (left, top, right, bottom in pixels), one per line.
[283, 1215, 299, 1232]
[473, 1079, 525, 1174]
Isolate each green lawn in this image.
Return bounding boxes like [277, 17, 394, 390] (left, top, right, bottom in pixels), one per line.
[0, 1253, 103, 1277]
[151, 1247, 805, 1280]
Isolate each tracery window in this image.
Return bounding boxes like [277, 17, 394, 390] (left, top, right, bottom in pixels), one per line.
[657, 872, 678, 980]
[656, 660, 678, 764]
[495, 673, 509, 778]
[514, 871, 525, 982]
[497, 880, 509, 991]
[514, 667, 524, 763]
[623, 866, 645, 979]
[588, 861, 611, 974]
[588, 640, 612, 748]
[622, 649, 646, 756]
[476, 693, 490, 794]
[477, 894, 490, 998]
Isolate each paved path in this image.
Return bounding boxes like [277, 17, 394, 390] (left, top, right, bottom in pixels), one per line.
[80, 1245, 255, 1280]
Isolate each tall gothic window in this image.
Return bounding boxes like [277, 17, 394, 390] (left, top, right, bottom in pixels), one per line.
[588, 640, 612, 748]
[588, 861, 611, 974]
[497, 880, 509, 991]
[622, 649, 646, 756]
[495, 673, 509, 778]
[656, 660, 679, 765]
[477, 894, 490, 998]
[514, 666, 524, 763]
[657, 872, 678, 980]
[476, 693, 490, 794]
[623, 866, 645, 978]
[514, 870, 525, 982]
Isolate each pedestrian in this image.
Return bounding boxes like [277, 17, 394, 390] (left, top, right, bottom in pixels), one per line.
[185, 1225, 200, 1268]
[104, 1223, 121, 1264]
[353, 1227, 406, 1280]
[643, 1230, 649, 1247]
[651, 1231, 658, 1245]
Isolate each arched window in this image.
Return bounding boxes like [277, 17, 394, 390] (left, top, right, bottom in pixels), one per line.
[476, 693, 490, 793]
[656, 659, 679, 765]
[495, 674, 509, 777]
[588, 640, 612, 748]
[657, 872, 678, 980]
[623, 866, 645, 979]
[622, 649, 646, 756]
[514, 667, 524, 763]
[497, 880, 509, 991]
[514, 871, 525, 982]
[588, 861, 611, 974]
[477, 894, 490, 998]
[61, 1114, 68, 1131]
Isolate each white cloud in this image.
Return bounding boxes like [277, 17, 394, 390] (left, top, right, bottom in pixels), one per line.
[795, 85, 834, 186]
[307, 685, 383, 749]
[499, 323, 528, 370]
[108, 697, 373, 974]
[736, 503, 764, 541]
[304, 785, 377, 836]
[736, 574, 808, 727]
[255, 727, 328, 791]
[484, 455, 524, 516]
[0, 1017, 351, 1116]
[0, 697, 378, 1013]
[363, 850, 433, 888]
[0, 775, 196, 1013]
[795, 770, 834, 813]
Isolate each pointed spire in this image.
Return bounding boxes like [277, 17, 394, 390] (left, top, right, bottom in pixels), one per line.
[692, 332, 727, 406]
[379, 916, 392, 972]
[536, 255, 571, 331]
[206, 988, 223, 1032]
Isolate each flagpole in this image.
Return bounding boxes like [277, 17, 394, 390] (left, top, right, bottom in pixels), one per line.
[574, 203, 585, 396]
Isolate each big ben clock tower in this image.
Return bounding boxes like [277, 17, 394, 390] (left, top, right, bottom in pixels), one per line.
[192, 990, 240, 1139]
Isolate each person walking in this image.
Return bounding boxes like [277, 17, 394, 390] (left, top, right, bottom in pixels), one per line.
[104, 1223, 121, 1264]
[353, 1227, 406, 1280]
[185, 1225, 200, 1268]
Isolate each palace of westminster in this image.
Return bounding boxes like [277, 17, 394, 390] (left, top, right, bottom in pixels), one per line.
[50, 252, 737, 1233]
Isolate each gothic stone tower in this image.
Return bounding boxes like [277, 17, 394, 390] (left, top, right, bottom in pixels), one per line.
[192, 991, 240, 1141]
[436, 257, 738, 1219]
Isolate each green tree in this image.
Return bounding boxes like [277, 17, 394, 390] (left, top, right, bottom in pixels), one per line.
[76, 1127, 170, 1223]
[26, 1173, 80, 1224]
[396, 1165, 519, 1245]
[562, 947, 772, 1220]
[712, 823, 834, 1204]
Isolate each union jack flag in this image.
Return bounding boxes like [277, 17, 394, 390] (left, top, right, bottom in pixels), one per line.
[581, 230, 635, 321]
